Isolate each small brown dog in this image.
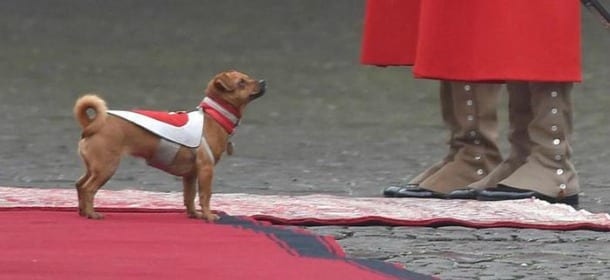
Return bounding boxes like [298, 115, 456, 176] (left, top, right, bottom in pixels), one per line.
[73, 70, 265, 221]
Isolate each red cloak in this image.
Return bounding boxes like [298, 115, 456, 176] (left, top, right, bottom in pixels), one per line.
[360, 0, 582, 82]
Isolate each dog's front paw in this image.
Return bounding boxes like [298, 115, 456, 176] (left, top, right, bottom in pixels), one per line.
[187, 211, 203, 219]
[84, 211, 104, 220]
[203, 212, 220, 222]
[187, 210, 219, 221]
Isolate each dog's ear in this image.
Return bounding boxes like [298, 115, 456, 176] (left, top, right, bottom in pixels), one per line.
[213, 73, 235, 92]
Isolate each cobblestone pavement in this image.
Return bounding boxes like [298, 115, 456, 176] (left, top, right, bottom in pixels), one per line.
[1, 1, 609, 279]
[308, 226, 610, 279]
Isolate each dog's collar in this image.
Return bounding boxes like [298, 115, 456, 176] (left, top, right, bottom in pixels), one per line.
[198, 96, 241, 134]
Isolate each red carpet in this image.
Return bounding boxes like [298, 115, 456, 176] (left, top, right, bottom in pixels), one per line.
[0, 209, 433, 280]
[2, 187, 610, 231]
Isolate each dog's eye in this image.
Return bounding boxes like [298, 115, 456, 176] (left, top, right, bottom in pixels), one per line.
[237, 79, 246, 88]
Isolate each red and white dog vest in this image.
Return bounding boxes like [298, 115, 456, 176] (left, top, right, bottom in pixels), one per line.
[106, 97, 240, 172]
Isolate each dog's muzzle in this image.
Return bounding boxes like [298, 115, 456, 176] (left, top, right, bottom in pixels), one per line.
[250, 80, 266, 101]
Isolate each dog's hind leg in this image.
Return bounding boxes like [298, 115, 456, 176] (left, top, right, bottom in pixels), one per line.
[76, 150, 92, 216]
[75, 171, 91, 216]
[79, 159, 120, 219]
[182, 174, 198, 218]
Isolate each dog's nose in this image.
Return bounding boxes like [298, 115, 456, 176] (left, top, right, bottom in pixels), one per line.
[258, 80, 266, 90]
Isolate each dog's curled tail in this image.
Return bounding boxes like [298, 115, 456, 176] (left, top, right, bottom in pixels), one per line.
[74, 94, 108, 137]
